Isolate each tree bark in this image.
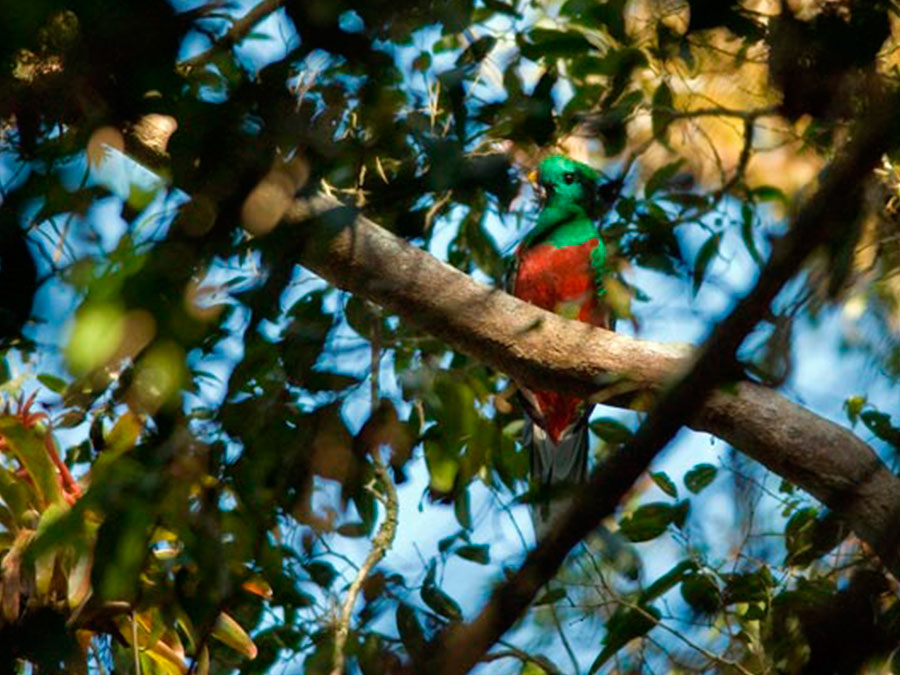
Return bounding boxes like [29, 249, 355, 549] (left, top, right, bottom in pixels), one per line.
[285, 195, 900, 576]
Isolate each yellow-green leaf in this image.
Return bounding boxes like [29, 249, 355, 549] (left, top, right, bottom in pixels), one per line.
[67, 550, 92, 609]
[33, 502, 67, 595]
[105, 410, 143, 455]
[211, 612, 257, 659]
[0, 465, 34, 523]
[0, 417, 64, 507]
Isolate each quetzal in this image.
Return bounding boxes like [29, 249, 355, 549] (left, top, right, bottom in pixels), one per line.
[510, 154, 616, 539]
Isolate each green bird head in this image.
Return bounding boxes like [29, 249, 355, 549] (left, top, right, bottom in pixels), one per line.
[524, 155, 620, 248]
[530, 155, 601, 213]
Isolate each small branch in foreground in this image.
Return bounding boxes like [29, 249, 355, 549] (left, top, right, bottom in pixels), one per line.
[482, 645, 564, 675]
[331, 317, 399, 674]
[286, 182, 900, 580]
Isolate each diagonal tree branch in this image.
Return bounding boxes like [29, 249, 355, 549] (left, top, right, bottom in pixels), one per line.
[285, 169, 900, 579]
[284, 92, 900, 671]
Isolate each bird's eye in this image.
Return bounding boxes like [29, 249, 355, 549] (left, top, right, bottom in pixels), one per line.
[563, 172, 576, 184]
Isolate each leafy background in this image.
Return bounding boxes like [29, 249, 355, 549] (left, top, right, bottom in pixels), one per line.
[0, 0, 900, 672]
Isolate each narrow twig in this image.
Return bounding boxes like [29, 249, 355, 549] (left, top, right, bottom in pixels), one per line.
[132, 610, 141, 675]
[482, 644, 564, 674]
[623, 600, 755, 675]
[550, 602, 580, 674]
[180, 0, 285, 71]
[714, 117, 756, 199]
[331, 313, 399, 674]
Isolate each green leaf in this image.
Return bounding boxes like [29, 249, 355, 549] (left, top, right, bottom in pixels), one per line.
[639, 559, 696, 604]
[38, 373, 68, 394]
[589, 604, 660, 674]
[692, 233, 720, 295]
[751, 185, 788, 204]
[454, 484, 472, 531]
[650, 472, 678, 499]
[518, 28, 593, 60]
[740, 202, 764, 265]
[396, 603, 427, 660]
[211, 612, 257, 659]
[0, 466, 33, 524]
[723, 567, 773, 605]
[306, 561, 337, 589]
[336, 522, 368, 538]
[860, 410, 900, 448]
[438, 530, 466, 554]
[782, 507, 846, 566]
[681, 573, 720, 614]
[535, 587, 567, 606]
[590, 418, 633, 443]
[645, 159, 685, 197]
[455, 544, 490, 565]
[784, 506, 817, 566]
[619, 502, 686, 542]
[0, 417, 64, 507]
[421, 562, 463, 621]
[651, 82, 674, 142]
[412, 51, 431, 71]
[684, 463, 718, 494]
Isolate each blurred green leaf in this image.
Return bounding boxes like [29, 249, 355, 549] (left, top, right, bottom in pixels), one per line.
[692, 233, 720, 295]
[0, 417, 64, 507]
[590, 418, 633, 443]
[619, 501, 689, 542]
[861, 410, 900, 448]
[681, 573, 720, 614]
[645, 159, 685, 197]
[306, 561, 338, 589]
[422, 561, 463, 621]
[589, 603, 660, 674]
[650, 471, 678, 498]
[455, 543, 490, 565]
[639, 559, 695, 603]
[684, 463, 718, 494]
[651, 82, 674, 142]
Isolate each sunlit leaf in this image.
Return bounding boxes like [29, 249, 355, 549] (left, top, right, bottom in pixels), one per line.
[211, 612, 257, 659]
[0, 416, 64, 507]
[650, 471, 678, 498]
[844, 395, 867, 426]
[37, 374, 67, 394]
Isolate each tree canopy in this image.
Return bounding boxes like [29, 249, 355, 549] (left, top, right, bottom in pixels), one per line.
[2, 0, 900, 673]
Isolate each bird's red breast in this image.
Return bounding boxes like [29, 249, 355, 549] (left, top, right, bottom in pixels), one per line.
[514, 239, 609, 326]
[513, 240, 610, 443]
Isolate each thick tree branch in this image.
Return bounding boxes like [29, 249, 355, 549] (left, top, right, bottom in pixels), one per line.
[284, 196, 900, 579]
[285, 93, 900, 671]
